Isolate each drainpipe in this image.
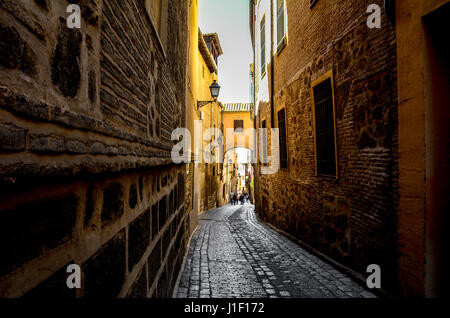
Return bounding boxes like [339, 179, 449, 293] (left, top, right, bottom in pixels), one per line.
[252, 0, 257, 165]
[270, 0, 275, 128]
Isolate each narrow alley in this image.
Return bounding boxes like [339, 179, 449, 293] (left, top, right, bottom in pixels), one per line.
[176, 204, 375, 298]
[1, 0, 448, 301]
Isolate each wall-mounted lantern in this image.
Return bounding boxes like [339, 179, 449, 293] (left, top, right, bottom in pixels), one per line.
[197, 80, 221, 109]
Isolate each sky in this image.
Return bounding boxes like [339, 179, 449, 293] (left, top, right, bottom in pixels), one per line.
[199, 0, 253, 104]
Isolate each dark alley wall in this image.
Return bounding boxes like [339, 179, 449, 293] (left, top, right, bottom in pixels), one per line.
[0, 0, 189, 297]
[254, 0, 399, 293]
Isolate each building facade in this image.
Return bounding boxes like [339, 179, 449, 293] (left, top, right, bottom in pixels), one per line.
[250, 0, 399, 293]
[196, 31, 226, 213]
[396, 0, 449, 297]
[0, 0, 190, 297]
[185, 12, 226, 215]
[222, 103, 255, 198]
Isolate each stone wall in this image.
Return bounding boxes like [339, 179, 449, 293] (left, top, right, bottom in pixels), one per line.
[254, 0, 399, 292]
[0, 0, 189, 297]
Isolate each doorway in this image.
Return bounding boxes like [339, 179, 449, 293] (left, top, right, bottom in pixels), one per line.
[423, 2, 450, 297]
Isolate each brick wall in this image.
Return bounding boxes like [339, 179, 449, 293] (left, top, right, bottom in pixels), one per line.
[254, 0, 399, 293]
[0, 0, 189, 297]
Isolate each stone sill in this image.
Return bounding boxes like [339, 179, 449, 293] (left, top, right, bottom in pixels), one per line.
[261, 69, 267, 79]
[0, 86, 180, 178]
[0, 87, 172, 151]
[0, 154, 175, 181]
[276, 37, 286, 55]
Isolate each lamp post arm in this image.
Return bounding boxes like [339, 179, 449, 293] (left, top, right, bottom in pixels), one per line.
[197, 99, 218, 110]
[197, 100, 213, 108]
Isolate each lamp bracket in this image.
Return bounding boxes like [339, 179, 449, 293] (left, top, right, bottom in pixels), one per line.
[197, 100, 215, 109]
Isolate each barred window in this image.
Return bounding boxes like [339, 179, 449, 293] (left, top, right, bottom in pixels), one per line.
[277, 108, 288, 169]
[310, 0, 319, 9]
[234, 120, 244, 132]
[313, 78, 337, 177]
[145, 0, 168, 49]
[260, 17, 266, 76]
[277, 0, 285, 48]
[261, 119, 267, 165]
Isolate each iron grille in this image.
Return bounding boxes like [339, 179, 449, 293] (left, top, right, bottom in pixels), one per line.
[234, 120, 244, 132]
[277, 0, 285, 46]
[313, 78, 336, 176]
[277, 108, 288, 169]
[260, 17, 266, 75]
[261, 120, 267, 165]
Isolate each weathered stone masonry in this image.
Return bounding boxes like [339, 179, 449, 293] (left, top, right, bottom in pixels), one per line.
[0, 0, 189, 297]
[254, 0, 399, 293]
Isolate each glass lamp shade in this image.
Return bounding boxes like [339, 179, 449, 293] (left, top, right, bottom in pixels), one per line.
[209, 80, 221, 99]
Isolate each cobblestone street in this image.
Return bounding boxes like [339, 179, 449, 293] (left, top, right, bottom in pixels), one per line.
[176, 204, 376, 298]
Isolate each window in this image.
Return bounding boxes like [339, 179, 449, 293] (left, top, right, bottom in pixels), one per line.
[276, 0, 286, 49]
[260, 16, 266, 76]
[147, 0, 162, 30]
[234, 120, 244, 133]
[145, 0, 168, 50]
[261, 119, 267, 165]
[312, 76, 337, 177]
[277, 108, 288, 169]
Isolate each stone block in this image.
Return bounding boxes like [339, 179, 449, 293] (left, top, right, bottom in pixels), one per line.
[88, 70, 96, 103]
[0, 123, 26, 152]
[148, 239, 161, 286]
[84, 185, 96, 226]
[128, 209, 150, 271]
[83, 230, 125, 297]
[24, 262, 76, 298]
[128, 267, 147, 298]
[138, 176, 143, 201]
[154, 265, 169, 298]
[0, 196, 78, 277]
[169, 190, 174, 216]
[29, 134, 65, 153]
[151, 203, 158, 239]
[101, 183, 124, 224]
[333, 214, 348, 231]
[162, 230, 170, 255]
[0, 23, 36, 76]
[66, 139, 88, 154]
[73, 0, 100, 25]
[128, 183, 138, 209]
[34, 0, 48, 11]
[158, 196, 167, 229]
[51, 20, 82, 98]
[89, 142, 106, 154]
[0, 1, 45, 40]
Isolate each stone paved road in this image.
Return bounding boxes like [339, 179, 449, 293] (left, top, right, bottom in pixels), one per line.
[175, 204, 376, 298]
